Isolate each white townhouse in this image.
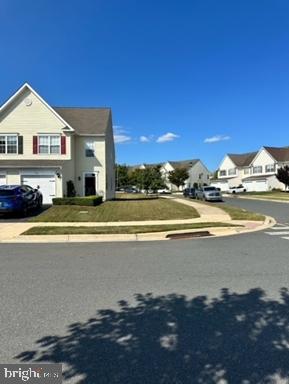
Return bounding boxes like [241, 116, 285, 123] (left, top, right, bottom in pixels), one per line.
[211, 146, 289, 192]
[0, 83, 115, 203]
[161, 159, 211, 191]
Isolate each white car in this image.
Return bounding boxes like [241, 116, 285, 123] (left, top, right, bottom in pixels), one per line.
[228, 185, 247, 194]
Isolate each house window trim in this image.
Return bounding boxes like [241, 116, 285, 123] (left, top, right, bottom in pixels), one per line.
[219, 170, 227, 176]
[228, 168, 237, 176]
[265, 164, 275, 173]
[253, 166, 263, 174]
[85, 141, 95, 158]
[38, 134, 61, 155]
[0, 134, 19, 155]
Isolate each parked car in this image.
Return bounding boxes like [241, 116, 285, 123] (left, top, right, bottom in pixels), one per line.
[183, 188, 196, 199]
[157, 188, 171, 194]
[0, 185, 43, 216]
[124, 187, 138, 193]
[196, 186, 223, 202]
[228, 185, 247, 194]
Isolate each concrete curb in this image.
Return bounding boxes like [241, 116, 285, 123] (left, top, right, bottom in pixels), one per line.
[0, 215, 276, 243]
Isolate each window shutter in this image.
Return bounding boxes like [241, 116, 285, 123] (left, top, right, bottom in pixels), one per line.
[33, 136, 38, 154]
[61, 136, 66, 155]
[18, 136, 23, 154]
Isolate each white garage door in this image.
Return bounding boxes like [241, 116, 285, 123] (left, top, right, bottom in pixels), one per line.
[211, 181, 229, 192]
[21, 175, 56, 204]
[0, 174, 6, 185]
[254, 180, 268, 192]
[244, 180, 267, 192]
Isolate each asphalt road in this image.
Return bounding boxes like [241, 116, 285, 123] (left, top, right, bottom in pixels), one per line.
[0, 198, 289, 383]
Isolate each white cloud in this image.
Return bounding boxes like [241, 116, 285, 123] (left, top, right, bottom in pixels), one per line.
[113, 125, 131, 144]
[140, 135, 150, 143]
[204, 135, 231, 143]
[114, 134, 132, 144]
[156, 132, 180, 143]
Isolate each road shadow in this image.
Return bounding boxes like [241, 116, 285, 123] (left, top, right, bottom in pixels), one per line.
[16, 288, 289, 383]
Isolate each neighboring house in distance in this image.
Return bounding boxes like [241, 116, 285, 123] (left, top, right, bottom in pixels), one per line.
[211, 146, 289, 192]
[0, 83, 115, 203]
[211, 152, 257, 191]
[162, 159, 211, 191]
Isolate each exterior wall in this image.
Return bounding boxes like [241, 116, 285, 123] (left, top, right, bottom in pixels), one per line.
[161, 162, 176, 191]
[218, 156, 242, 186]
[250, 149, 277, 177]
[74, 135, 106, 197]
[186, 161, 211, 188]
[0, 89, 71, 161]
[104, 114, 115, 200]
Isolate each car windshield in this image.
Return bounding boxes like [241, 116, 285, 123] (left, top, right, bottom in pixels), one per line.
[204, 187, 217, 191]
[0, 189, 16, 196]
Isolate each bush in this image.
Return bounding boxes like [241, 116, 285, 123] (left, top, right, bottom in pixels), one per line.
[53, 196, 103, 206]
[67, 180, 76, 197]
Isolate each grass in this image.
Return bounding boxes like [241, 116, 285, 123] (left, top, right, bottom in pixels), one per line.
[216, 204, 265, 221]
[239, 191, 289, 201]
[193, 199, 265, 221]
[30, 198, 200, 222]
[22, 222, 241, 236]
[115, 193, 157, 200]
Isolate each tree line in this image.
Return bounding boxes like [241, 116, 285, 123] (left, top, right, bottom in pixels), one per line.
[115, 164, 190, 192]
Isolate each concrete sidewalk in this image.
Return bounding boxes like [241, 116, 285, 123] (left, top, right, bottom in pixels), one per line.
[0, 198, 274, 243]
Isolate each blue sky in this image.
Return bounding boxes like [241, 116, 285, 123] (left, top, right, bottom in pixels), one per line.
[1, 0, 289, 170]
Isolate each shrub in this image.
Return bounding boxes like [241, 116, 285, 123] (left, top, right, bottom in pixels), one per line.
[53, 196, 103, 206]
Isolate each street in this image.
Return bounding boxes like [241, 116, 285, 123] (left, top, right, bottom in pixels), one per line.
[1, 198, 289, 383]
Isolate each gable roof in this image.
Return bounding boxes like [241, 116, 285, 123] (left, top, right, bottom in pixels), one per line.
[53, 107, 111, 135]
[0, 83, 74, 131]
[263, 146, 289, 162]
[168, 159, 199, 170]
[227, 152, 258, 167]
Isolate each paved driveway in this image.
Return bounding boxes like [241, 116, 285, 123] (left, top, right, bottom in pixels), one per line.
[0, 198, 289, 383]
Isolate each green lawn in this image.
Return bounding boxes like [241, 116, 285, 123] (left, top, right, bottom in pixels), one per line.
[241, 191, 289, 201]
[217, 204, 265, 221]
[31, 198, 200, 222]
[22, 222, 241, 236]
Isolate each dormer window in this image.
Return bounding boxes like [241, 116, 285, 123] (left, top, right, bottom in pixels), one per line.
[0, 135, 18, 154]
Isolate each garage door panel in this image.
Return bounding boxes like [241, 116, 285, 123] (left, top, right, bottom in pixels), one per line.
[21, 175, 55, 204]
[0, 175, 6, 185]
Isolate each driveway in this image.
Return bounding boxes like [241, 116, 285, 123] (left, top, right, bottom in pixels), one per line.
[0, 199, 289, 383]
[0, 205, 50, 222]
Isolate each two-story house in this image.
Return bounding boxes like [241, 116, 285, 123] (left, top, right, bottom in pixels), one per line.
[161, 159, 211, 191]
[0, 83, 115, 203]
[211, 152, 257, 191]
[212, 146, 289, 192]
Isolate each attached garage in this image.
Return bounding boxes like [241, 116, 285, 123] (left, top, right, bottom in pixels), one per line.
[21, 174, 56, 204]
[243, 177, 268, 192]
[210, 179, 231, 192]
[0, 174, 6, 185]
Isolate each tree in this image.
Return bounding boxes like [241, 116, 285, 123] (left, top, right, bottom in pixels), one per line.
[276, 165, 289, 190]
[129, 166, 165, 193]
[115, 164, 130, 189]
[66, 180, 76, 197]
[168, 167, 189, 190]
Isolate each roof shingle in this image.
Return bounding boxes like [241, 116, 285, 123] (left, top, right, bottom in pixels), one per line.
[227, 152, 258, 167]
[53, 107, 111, 135]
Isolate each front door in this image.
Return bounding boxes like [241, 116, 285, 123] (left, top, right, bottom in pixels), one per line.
[84, 173, 96, 196]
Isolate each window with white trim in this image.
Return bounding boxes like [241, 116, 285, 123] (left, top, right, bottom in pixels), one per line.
[0, 135, 18, 154]
[219, 170, 227, 176]
[253, 166, 262, 174]
[228, 168, 237, 175]
[85, 141, 95, 157]
[244, 168, 250, 175]
[265, 164, 275, 173]
[38, 135, 60, 154]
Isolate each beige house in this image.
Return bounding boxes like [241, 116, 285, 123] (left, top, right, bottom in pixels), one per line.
[212, 146, 289, 192]
[162, 159, 211, 191]
[128, 159, 210, 191]
[0, 83, 115, 203]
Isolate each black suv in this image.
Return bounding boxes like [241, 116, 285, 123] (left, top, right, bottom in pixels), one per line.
[183, 188, 196, 199]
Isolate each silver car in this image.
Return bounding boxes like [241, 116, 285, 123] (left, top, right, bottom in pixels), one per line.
[196, 186, 223, 202]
